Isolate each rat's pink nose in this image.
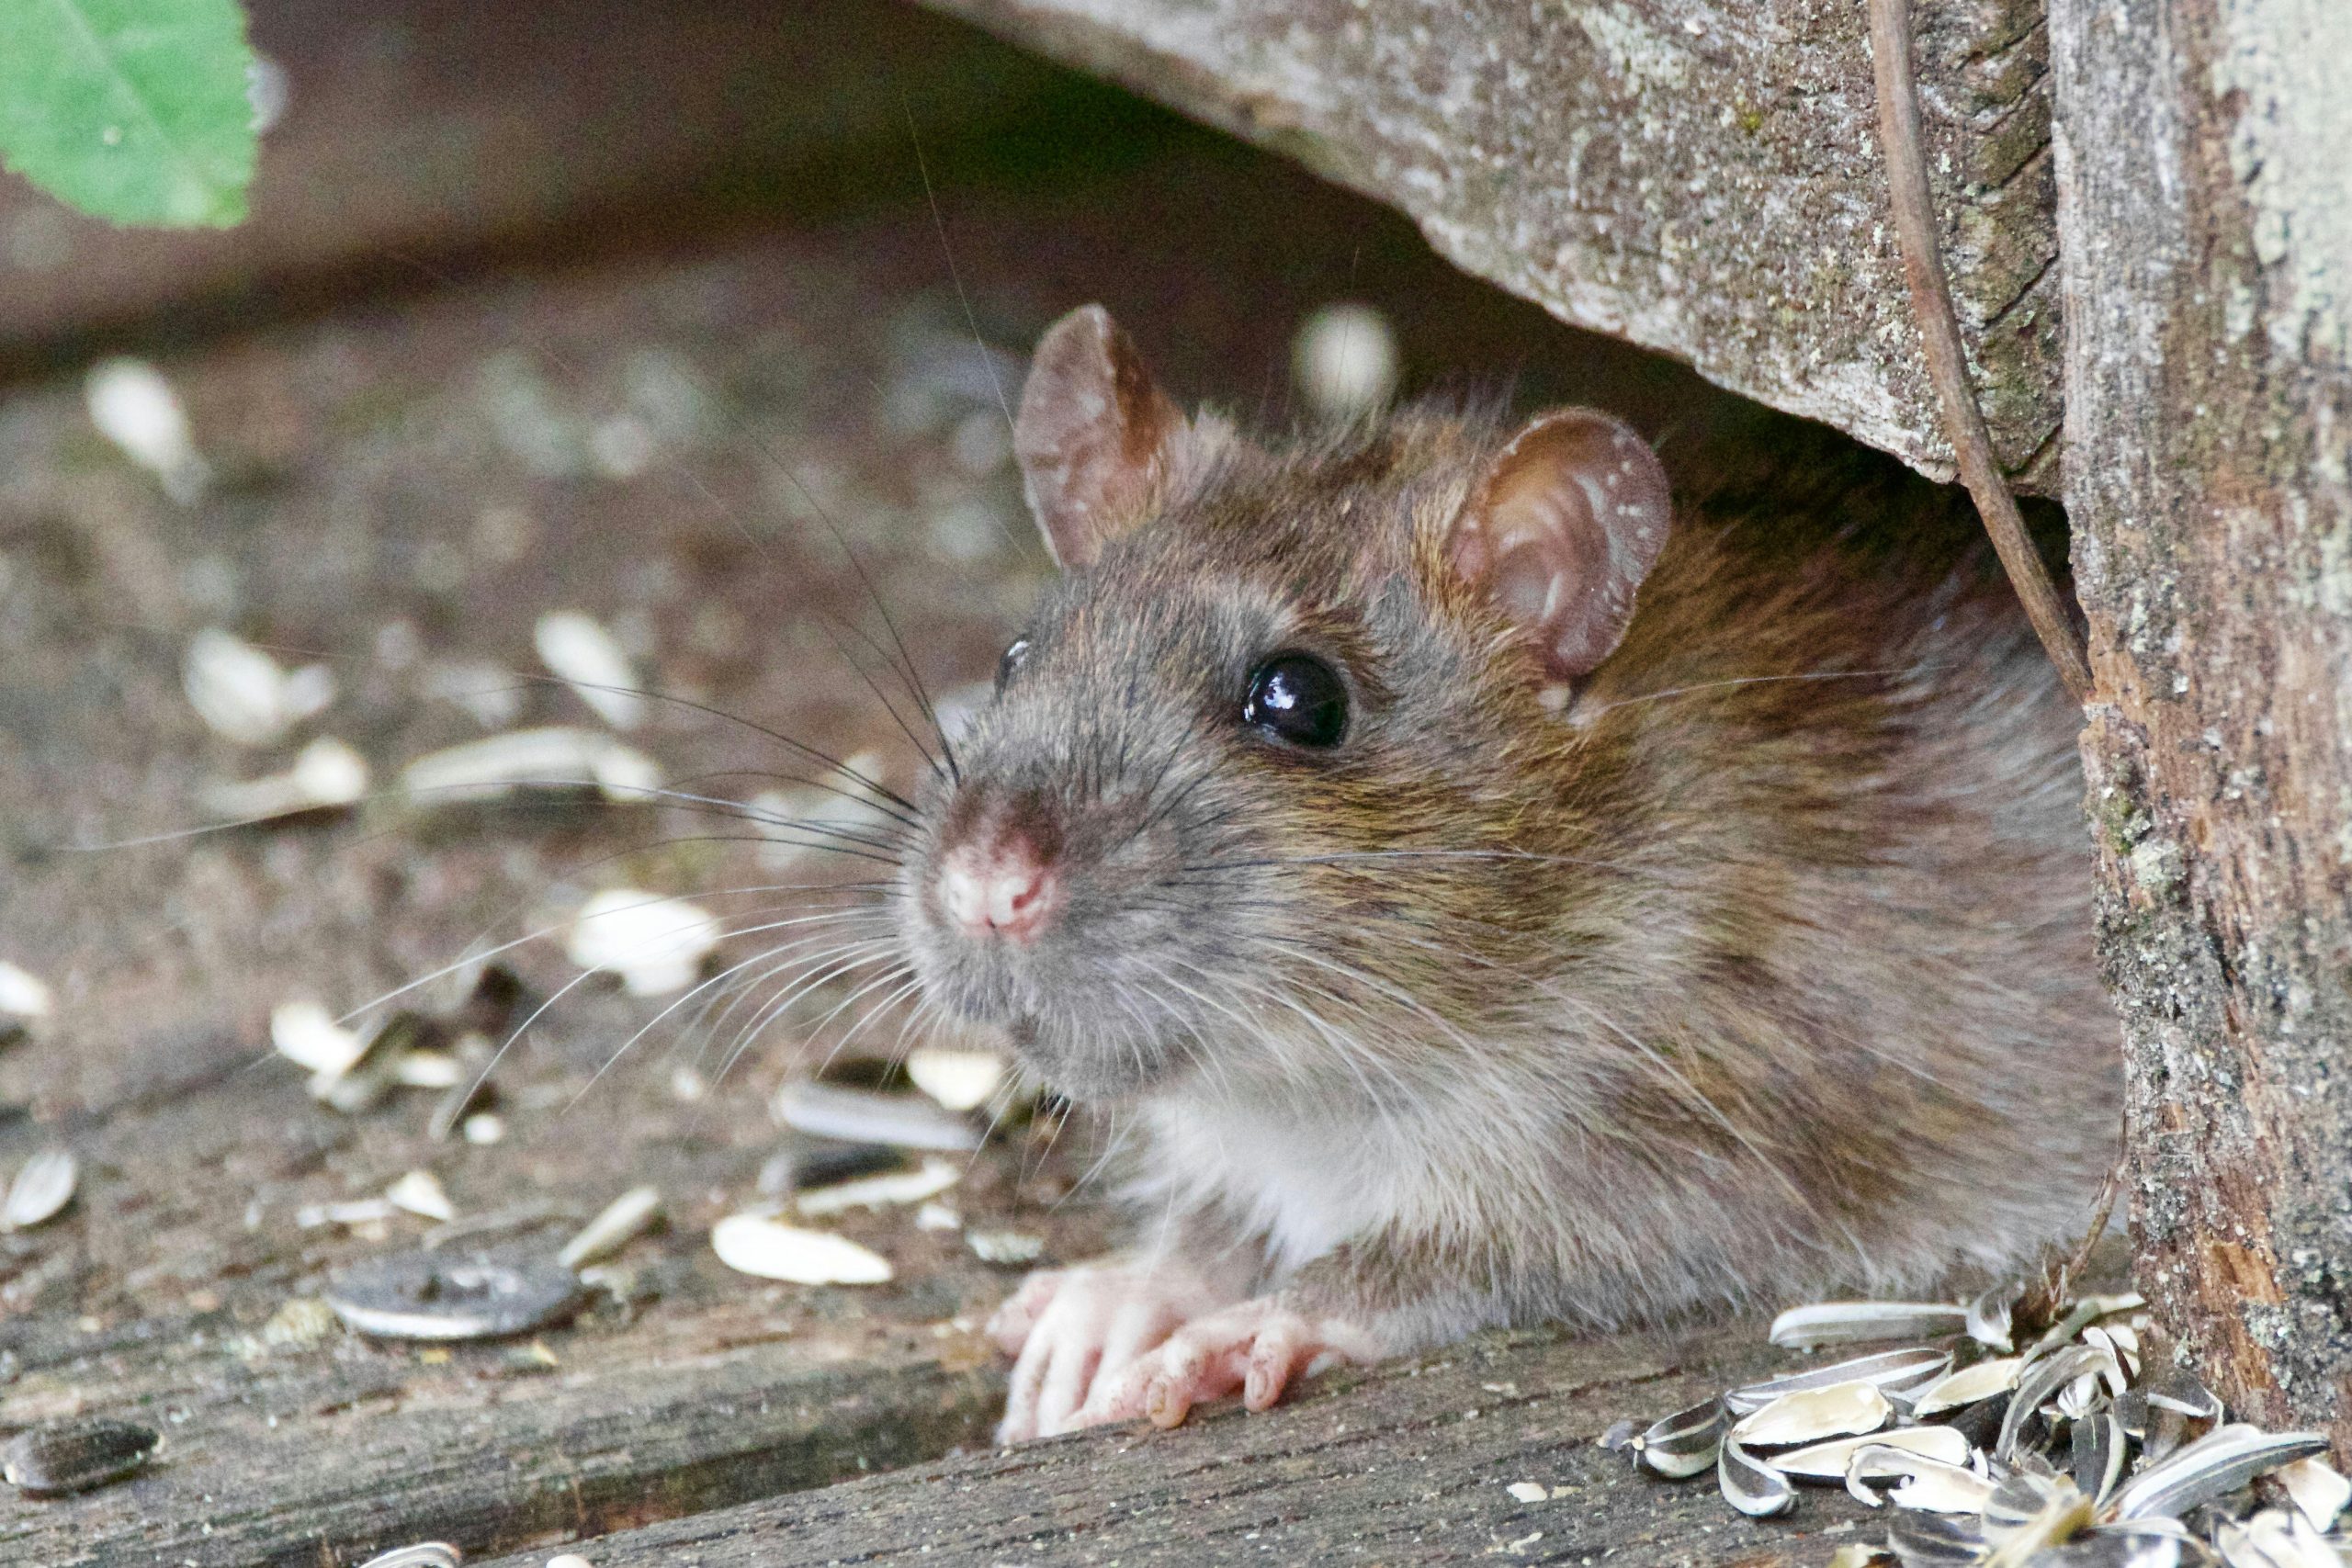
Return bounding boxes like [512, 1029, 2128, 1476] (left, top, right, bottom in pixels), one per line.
[937, 840, 1061, 941]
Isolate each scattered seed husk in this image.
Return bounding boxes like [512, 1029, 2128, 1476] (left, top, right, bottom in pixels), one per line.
[1732, 1381, 1892, 1448]
[1626, 1397, 1727, 1479]
[0, 960, 54, 1026]
[297, 1197, 400, 1229]
[2109, 1424, 2332, 1522]
[1775, 1424, 1971, 1481]
[1887, 1509, 1988, 1568]
[200, 735, 369, 821]
[1871, 1454, 1996, 1516]
[271, 999, 368, 1076]
[1726, 1348, 1951, 1416]
[756, 1137, 904, 1197]
[392, 1050, 464, 1089]
[2273, 1455, 2349, 1533]
[324, 1250, 584, 1341]
[354, 1545, 462, 1568]
[914, 1201, 960, 1232]
[3, 1147, 79, 1230]
[385, 1170, 457, 1224]
[710, 1214, 892, 1285]
[565, 890, 721, 997]
[1982, 1468, 2096, 1563]
[967, 1229, 1045, 1267]
[460, 1112, 506, 1145]
[904, 1045, 1009, 1112]
[2215, 1508, 2338, 1568]
[400, 727, 661, 806]
[792, 1156, 960, 1217]
[1996, 1344, 2110, 1461]
[534, 610, 643, 730]
[1964, 1285, 2016, 1352]
[1718, 1433, 1795, 1517]
[2143, 1370, 2224, 1422]
[2075, 1405, 2129, 1505]
[311, 1010, 431, 1115]
[1769, 1301, 1969, 1350]
[771, 1079, 982, 1153]
[1505, 1480, 1548, 1504]
[2, 1418, 157, 1495]
[558, 1187, 662, 1270]
[1909, 1356, 2025, 1416]
[546, 1556, 594, 1568]
[182, 627, 334, 749]
[86, 357, 209, 502]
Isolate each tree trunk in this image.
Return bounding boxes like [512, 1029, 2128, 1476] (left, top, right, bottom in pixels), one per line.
[2052, 0, 2352, 1453]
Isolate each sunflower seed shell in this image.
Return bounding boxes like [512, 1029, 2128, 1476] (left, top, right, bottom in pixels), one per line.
[1775, 1424, 1971, 1481]
[1731, 1380, 1892, 1448]
[1909, 1355, 2025, 1416]
[771, 1079, 981, 1152]
[2109, 1423, 2331, 1522]
[559, 1186, 663, 1270]
[1769, 1301, 1969, 1349]
[710, 1215, 892, 1285]
[1627, 1396, 1726, 1479]
[1725, 1347, 1951, 1416]
[3, 1147, 78, 1230]
[325, 1250, 584, 1340]
[791, 1157, 960, 1217]
[2, 1419, 157, 1495]
[355, 1546, 463, 1568]
[1717, 1434, 1794, 1517]
[2273, 1455, 2349, 1533]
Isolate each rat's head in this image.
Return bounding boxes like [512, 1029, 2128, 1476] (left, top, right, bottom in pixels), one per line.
[901, 306, 1672, 1104]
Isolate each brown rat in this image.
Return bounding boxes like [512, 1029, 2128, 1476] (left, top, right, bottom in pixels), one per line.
[900, 304, 2120, 1440]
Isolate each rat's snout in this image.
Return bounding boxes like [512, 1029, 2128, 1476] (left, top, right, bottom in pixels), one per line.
[937, 835, 1062, 942]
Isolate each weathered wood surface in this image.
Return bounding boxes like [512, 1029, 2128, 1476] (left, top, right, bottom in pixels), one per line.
[2053, 0, 2352, 1456]
[473, 1325, 1873, 1568]
[917, 0, 2065, 492]
[0, 0, 1078, 367]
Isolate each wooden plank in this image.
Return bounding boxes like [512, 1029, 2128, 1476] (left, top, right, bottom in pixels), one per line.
[470, 1324, 1879, 1567]
[2052, 0, 2352, 1451]
[914, 0, 2064, 492]
[0, 0, 1077, 367]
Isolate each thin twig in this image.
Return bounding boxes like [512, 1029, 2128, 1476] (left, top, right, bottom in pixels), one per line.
[1866, 0, 2095, 705]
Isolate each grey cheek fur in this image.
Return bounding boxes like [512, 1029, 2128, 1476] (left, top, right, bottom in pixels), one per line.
[899, 663, 1284, 1104]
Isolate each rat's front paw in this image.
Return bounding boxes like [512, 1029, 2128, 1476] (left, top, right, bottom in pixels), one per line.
[1072, 1296, 1383, 1431]
[993, 1260, 1231, 1443]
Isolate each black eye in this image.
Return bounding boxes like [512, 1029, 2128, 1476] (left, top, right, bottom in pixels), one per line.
[1240, 652, 1349, 748]
[996, 637, 1030, 693]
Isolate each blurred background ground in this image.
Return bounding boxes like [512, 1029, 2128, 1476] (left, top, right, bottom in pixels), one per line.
[0, 1, 1820, 1561]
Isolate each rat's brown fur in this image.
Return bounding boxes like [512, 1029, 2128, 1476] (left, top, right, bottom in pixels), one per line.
[907, 388, 2119, 1351]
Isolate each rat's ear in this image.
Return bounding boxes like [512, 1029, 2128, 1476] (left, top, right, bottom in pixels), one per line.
[1013, 305, 1189, 570]
[1445, 410, 1672, 682]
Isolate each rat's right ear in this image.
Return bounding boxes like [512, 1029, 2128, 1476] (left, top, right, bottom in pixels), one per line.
[1445, 410, 1672, 683]
[1013, 305, 1189, 570]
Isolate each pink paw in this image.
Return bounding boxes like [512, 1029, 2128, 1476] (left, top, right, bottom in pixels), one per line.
[1071, 1297, 1382, 1431]
[989, 1261, 1231, 1443]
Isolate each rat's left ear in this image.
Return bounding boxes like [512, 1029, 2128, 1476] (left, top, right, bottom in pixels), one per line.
[1444, 410, 1672, 683]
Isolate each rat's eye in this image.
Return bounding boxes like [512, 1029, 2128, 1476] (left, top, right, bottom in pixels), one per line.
[1240, 652, 1348, 748]
[995, 637, 1030, 693]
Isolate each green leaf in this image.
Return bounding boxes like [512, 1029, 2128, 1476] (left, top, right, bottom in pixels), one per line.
[0, 0, 258, 229]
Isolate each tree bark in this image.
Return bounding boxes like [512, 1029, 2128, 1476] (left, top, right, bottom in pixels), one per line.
[2052, 0, 2352, 1453]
